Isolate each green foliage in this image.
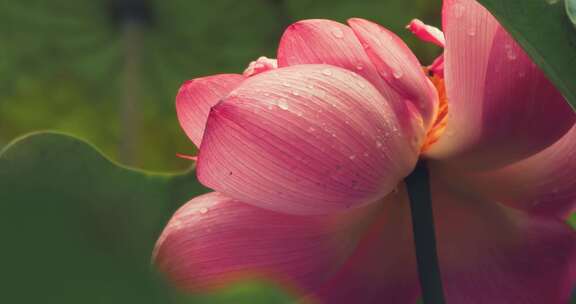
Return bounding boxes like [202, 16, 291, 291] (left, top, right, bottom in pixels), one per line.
[569, 213, 576, 230]
[477, 0, 576, 111]
[0, 0, 282, 171]
[567, 0, 576, 30]
[0, 132, 293, 303]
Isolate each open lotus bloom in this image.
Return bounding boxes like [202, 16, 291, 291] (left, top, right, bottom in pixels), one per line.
[154, 0, 576, 302]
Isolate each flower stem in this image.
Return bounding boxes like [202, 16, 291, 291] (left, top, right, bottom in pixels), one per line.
[405, 160, 446, 304]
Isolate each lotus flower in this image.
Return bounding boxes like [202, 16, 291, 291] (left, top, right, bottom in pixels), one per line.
[153, 0, 576, 302]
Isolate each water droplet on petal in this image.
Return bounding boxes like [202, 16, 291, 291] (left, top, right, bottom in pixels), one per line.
[292, 91, 300, 96]
[331, 28, 344, 38]
[322, 68, 333, 76]
[199, 207, 208, 214]
[355, 64, 364, 71]
[349, 155, 356, 160]
[392, 70, 403, 79]
[467, 27, 476, 36]
[278, 98, 289, 110]
[453, 3, 465, 17]
[503, 43, 517, 60]
[376, 141, 383, 148]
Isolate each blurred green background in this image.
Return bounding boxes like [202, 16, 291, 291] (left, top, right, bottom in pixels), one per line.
[0, 0, 442, 171]
[0, 0, 443, 302]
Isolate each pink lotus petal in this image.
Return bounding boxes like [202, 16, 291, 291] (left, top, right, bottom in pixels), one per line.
[426, 0, 575, 169]
[277, 19, 403, 105]
[176, 74, 244, 147]
[429, 54, 444, 77]
[277, 18, 429, 132]
[407, 19, 445, 47]
[243, 56, 278, 77]
[430, 170, 576, 304]
[308, 185, 420, 304]
[348, 18, 439, 129]
[153, 192, 379, 294]
[452, 124, 576, 218]
[197, 64, 425, 215]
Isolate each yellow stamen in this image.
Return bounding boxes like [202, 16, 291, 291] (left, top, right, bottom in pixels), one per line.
[421, 70, 448, 153]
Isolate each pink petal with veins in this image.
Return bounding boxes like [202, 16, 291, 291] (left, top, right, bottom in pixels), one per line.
[176, 74, 244, 147]
[348, 18, 438, 129]
[153, 192, 379, 294]
[453, 124, 576, 218]
[427, 0, 575, 169]
[430, 170, 576, 304]
[309, 185, 420, 304]
[278, 20, 397, 102]
[197, 64, 424, 215]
